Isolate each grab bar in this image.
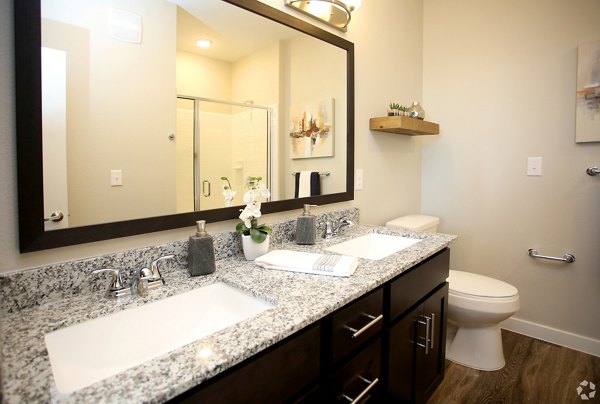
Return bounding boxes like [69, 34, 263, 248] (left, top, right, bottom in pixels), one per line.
[586, 166, 600, 176]
[528, 249, 575, 263]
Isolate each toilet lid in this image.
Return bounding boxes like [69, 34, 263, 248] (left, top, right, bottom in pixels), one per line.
[448, 270, 518, 298]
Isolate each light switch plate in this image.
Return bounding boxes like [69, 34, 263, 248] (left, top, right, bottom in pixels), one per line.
[527, 157, 542, 176]
[111, 170, 123, 186]
[355, 169, 364, 190]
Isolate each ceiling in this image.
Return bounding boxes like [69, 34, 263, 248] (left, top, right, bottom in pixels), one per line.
[172, 0, 299, 62]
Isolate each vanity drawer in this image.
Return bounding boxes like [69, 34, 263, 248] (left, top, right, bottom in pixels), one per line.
[174, 323, 320, 403]
[389, 248, 449, 323]
[330, 288, 384, 364]
[330, 337, 382, 403]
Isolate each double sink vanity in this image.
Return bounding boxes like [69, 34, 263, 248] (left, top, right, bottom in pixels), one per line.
[0, 209, 456, 403]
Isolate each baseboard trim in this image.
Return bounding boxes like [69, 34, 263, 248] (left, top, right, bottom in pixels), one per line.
[501, 317, 600, 357]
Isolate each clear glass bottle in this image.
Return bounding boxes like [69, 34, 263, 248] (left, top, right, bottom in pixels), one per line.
[408, 102, 425, 120]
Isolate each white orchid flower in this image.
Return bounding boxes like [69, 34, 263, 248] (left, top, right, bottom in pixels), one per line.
[239, 209, 253, 228]
[222, 188, 237, 207]
[243, 189, 258, 204]
[257, 182, 271, 198]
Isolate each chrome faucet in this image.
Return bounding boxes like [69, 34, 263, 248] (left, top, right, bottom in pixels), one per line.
[145, 254, 174, 289]
[334, 217, 353, 234]
[93, 254, 174, 299]
[321, 217, 354, 239]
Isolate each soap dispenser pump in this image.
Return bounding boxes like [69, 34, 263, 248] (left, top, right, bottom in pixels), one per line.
[187, 220, 216, 276]
[296, 204, 317, 245]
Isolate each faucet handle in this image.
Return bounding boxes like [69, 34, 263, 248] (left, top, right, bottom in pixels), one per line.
[148, 254, 174, 285]
[92, 268, 126, 291]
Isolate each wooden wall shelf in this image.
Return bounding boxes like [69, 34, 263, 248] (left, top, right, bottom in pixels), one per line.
[370, 116, 439, 136]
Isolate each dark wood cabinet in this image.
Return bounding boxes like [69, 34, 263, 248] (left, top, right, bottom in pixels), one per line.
[172, 324, 321, 404]
[386, 249, 450, 404]
[330, 337, 382, 402]
[172, 248, 450, 404]
[387, 284, 448, 403]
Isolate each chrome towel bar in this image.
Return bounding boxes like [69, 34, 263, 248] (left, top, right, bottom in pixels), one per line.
[291, 171, 330, 176]
[528, 249, 575, 263]
[586, 166, 600, 176]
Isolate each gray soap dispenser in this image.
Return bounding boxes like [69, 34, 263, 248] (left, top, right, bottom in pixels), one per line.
[296, 204, 317, 245]
[187, 220, 216, 276]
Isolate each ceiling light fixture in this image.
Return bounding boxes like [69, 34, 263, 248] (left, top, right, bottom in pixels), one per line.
[285, 0, 361, 32]
[195, 39, 212, 48]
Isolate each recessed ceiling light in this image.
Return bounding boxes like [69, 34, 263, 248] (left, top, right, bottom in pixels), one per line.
[195, 39, 212, 48]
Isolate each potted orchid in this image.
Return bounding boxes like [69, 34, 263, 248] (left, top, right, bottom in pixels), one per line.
[236, 176, 272, 260]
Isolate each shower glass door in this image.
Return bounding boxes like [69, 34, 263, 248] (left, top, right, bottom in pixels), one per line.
[176, 97, 271, 212]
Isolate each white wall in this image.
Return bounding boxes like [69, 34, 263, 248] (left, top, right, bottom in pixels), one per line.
[422, 0, 600, 350]
[0, 0, 424, 279]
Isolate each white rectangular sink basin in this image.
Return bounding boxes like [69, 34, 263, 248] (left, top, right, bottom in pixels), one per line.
[325, 233, 421, 260]
[44, 282, 273, 394]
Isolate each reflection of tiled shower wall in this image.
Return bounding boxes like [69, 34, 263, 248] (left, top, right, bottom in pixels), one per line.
[231, 108, 269, 198]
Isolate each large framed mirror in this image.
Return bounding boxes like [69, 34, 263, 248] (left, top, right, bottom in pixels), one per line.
[14, 0, 354, 252]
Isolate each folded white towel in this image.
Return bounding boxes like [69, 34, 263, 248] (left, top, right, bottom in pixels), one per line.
[254, 250, 358, 277]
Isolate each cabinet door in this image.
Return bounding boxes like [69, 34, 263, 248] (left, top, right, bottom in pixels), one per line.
[387, 283, 448, 404]
[415, 283, 448, 404]
[386, 304, 419, 403]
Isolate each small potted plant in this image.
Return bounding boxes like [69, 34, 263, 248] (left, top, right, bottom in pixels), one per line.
[236, 176, 272, 260]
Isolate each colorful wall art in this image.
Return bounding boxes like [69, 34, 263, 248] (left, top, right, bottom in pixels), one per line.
[289, 98, 334, 158]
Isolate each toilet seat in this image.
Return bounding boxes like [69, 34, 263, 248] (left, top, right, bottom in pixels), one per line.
[448, 270, 518, 299]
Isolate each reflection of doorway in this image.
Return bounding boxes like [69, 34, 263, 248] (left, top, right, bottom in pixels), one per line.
[176, 96, 272, 211]
[42, 47, 69, 230]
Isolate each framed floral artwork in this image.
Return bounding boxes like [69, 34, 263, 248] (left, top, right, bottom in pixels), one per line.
[289, 98, 334, 158]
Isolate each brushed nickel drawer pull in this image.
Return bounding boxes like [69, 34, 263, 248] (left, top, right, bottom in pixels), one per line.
[341, 376, 379, 403]
[416, 315, 432, 355]
[344, 313, 383, 339]
[430, 313, 435, 349]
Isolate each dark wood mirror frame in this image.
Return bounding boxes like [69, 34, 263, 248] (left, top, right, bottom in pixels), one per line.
[14, 0, 354, 252]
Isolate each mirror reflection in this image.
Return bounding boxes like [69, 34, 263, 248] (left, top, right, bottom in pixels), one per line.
[41, 0, 347, 230]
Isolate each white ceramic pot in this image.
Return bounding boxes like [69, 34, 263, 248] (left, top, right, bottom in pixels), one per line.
[241, 234, 270, 260]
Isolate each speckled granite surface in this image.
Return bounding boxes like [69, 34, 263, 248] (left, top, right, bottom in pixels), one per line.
[0, 209, 456, 404]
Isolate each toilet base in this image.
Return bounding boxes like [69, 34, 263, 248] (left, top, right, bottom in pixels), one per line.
[446, 322, 505, 371]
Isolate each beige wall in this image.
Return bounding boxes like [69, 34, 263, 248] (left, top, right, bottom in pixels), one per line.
[42, 0, 177, 226]
[283, 34, 348, 199]
[422, 0, 600, 347]
[0, 0, 424, 282]
[176, 50, 232, 103]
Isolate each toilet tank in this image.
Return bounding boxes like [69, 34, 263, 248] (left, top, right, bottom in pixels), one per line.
[385, 214, 440, 233]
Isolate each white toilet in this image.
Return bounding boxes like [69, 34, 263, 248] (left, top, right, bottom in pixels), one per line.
[385, 214, 520, 371]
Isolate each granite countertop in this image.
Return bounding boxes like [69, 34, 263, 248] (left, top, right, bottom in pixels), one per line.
[0, 224, 456, 403]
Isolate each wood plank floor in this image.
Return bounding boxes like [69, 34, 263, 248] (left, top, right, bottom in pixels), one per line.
[428, 330, 600, 404]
